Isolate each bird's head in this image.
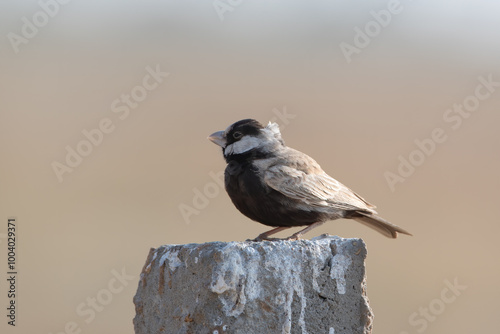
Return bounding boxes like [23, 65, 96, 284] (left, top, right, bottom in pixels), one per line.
[208, 119, 284, 159]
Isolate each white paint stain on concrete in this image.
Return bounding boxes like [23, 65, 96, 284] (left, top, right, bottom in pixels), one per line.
[208, 238, 353, 333]
[330, 254, 352, 295]
[160, 249, 183, 271]
[210, 243, 261, 317]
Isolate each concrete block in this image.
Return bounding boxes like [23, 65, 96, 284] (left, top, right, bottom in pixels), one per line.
[133, 235, 373, 334]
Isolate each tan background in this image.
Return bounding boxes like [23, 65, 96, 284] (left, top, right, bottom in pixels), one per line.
[1, 1, 499, 333]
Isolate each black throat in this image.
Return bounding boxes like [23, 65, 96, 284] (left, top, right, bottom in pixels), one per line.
[224, 148, 274, 164]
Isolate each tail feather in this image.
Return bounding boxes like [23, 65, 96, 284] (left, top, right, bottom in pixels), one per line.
[353, 212, 412, 238]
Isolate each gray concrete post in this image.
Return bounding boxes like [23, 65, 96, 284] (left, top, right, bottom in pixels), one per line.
[134, 235, 373, 334]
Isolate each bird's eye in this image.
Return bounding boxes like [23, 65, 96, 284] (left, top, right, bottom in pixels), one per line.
[233, 131, 243, 139]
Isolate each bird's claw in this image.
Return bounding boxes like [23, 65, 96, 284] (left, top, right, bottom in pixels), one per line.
[248, 234, 303, 242]
[285, 234, 301, 241]
[248, 236, 280, 242]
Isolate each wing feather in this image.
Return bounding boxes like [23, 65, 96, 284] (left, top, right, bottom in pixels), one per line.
[264, 164, 376, 212]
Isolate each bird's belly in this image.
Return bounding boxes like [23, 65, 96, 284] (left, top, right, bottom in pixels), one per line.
[225, 163, 328, 227]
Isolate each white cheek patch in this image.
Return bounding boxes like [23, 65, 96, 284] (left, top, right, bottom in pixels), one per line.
[224, 136, 261, 155]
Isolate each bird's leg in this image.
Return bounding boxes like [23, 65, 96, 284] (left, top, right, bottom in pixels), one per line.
[253, 226, 291, 241]
[286, 222, 325, 241]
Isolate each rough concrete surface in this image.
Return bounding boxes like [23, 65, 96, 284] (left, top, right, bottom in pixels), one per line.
[133, 235, 373, 334]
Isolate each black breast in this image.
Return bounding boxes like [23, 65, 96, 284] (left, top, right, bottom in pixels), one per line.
[224, 159, 327, 227]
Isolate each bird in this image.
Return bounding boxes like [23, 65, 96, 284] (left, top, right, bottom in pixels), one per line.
[208, 119, 412, 241]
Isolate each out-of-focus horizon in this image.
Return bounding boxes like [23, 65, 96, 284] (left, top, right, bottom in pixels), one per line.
[1, 1, 499, 333]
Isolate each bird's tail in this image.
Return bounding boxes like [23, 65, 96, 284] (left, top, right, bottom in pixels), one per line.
[353, 211, 412, 238]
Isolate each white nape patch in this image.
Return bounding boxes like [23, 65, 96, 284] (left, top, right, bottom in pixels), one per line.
[265, 121, 282, 139]
[224, 136, 261, 155]
[262, 121, 284, 145]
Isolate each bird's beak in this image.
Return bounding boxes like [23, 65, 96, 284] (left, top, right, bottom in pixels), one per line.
[207, 131, 226, 147]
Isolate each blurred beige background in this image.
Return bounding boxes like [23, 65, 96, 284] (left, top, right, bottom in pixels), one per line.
[1, 1, 499, 333]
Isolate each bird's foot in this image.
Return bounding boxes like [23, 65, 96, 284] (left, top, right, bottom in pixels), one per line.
[285, 233, 302, 241]
[249, 226, 292, 242]
[251, 230, 306, 242]
[311, 233, 331, 241]
[248, 234, 280, 242]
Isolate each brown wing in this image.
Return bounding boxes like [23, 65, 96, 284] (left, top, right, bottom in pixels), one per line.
[263, 150, 377, 213]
